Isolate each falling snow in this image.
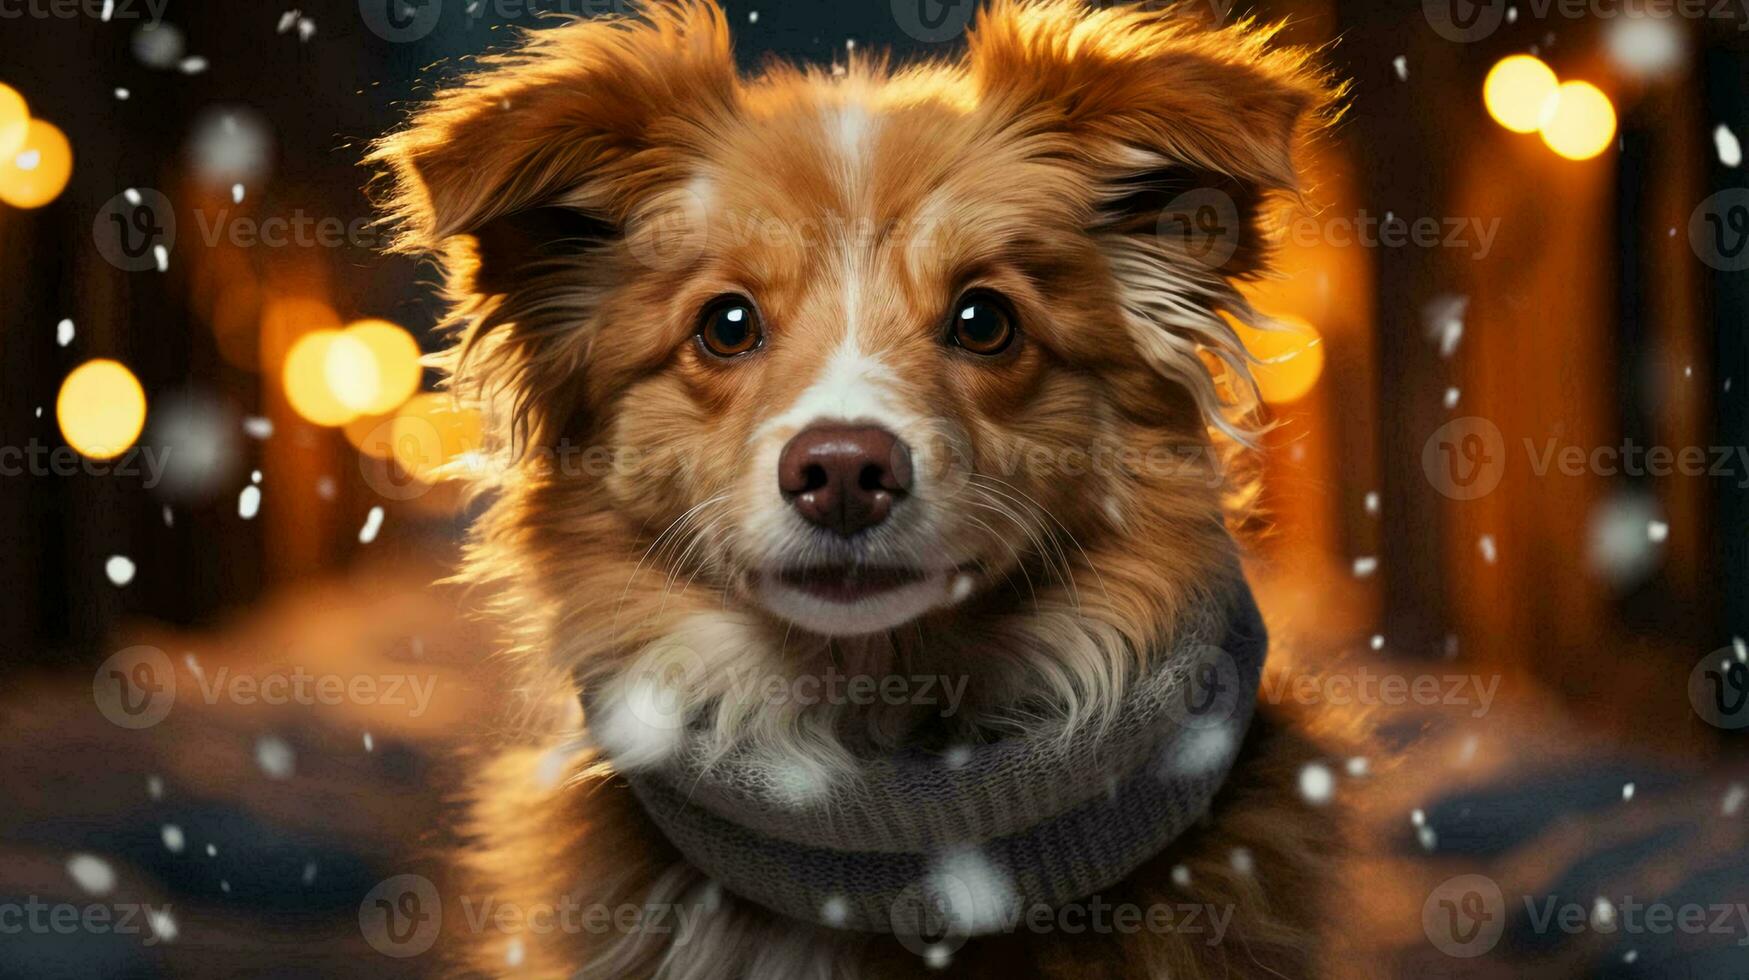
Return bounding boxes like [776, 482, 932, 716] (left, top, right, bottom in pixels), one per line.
[162, 824, 185, 853]
[238, 484, 261, 520]
[1718, 124, 1743, 167]
[1424, 294, 1468, 358]
[1723, 783, 1745, 817]
[56, 318, 73, 346]
[1299, 762, 1336, 805]
[67, 854, 116, 896]
[1392, 56, 1407, 81]
[105, 555, 136, 586]
[1478, 534, 1497, 564]
[255, 735, 296, 780]
[1352, 556, 1378, 578]
[359, 506, 384, 543]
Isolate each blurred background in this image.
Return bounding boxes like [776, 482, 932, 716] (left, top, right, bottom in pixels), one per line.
[0, 0, 1746, 977]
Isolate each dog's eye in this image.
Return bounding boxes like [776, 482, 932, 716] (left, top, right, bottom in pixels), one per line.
[947, 291, 1016, 356]
[697, 296, 763, 358]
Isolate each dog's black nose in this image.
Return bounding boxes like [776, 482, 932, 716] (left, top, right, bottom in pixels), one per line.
[778, 425, 912, 536]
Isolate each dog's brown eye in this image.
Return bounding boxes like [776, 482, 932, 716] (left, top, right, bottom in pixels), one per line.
[948, 291, 1016, 356]
[697, 297, 762, 358]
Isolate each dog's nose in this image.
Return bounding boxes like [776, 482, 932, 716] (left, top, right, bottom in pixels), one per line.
[778, 425, 913, 536]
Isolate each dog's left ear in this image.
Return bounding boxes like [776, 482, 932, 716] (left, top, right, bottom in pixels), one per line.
[965, 0, 1337, 277]
[965, 1, 1338, 439]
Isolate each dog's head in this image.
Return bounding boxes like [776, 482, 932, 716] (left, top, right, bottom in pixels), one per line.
[374, 0, 1331, 753]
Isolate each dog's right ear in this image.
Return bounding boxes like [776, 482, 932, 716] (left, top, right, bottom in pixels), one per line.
[368, 1, 738, 289]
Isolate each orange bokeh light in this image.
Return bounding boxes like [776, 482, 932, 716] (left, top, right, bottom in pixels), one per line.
[0, 118, 72, 209]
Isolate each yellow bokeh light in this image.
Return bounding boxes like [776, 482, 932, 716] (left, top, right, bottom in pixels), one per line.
[0, 84, 27, 160]
[283, 330, 357, 426]
[1236, 316, 1326, 405]
[0, 118, 72, 209]
[58, 359, 147, 460]
[343, 319, 422, 416]
[390, 393, 483, 483]
[1483, 55, 1560, 134]
[324, 331, 380, 414]
[1540, 80, 1617, 161]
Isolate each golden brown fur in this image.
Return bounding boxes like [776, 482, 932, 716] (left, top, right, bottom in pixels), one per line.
[370, 2, 1342, 976]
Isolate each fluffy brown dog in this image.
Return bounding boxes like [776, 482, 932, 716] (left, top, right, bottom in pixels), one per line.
[372, 2, 1341, 976]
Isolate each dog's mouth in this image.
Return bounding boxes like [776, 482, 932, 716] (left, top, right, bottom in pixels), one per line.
[774, 565, 927, 604]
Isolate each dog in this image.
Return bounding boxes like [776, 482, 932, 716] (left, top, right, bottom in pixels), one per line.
[371, 2, 1342, 976]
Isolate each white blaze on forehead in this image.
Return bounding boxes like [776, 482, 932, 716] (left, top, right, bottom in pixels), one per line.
[757, 342, 906, 439]
[834, 103, 872, 169]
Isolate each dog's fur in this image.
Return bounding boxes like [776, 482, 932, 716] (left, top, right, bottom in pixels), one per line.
[371, 2, 1341, 976]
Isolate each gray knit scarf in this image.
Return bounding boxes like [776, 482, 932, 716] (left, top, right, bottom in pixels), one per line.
[609, 583, 1266, 941]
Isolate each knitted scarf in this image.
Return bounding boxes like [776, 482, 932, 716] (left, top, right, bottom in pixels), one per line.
[609, 584, 1267, 940]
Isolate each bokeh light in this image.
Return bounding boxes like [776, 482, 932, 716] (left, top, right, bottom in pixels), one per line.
[323, 331, 380, 414]
[1540, 81, 1617, 161]
[0, 83, 27, 160]
[57, 359, 147, 460]
[0, 118, 72, 208]
[342, 319, 422, 415]
[390, 393, 484, 484]
[1237, 315, 1326, 404]
[282, 330, 357, 426]
[1483, 55, 1559, 134]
